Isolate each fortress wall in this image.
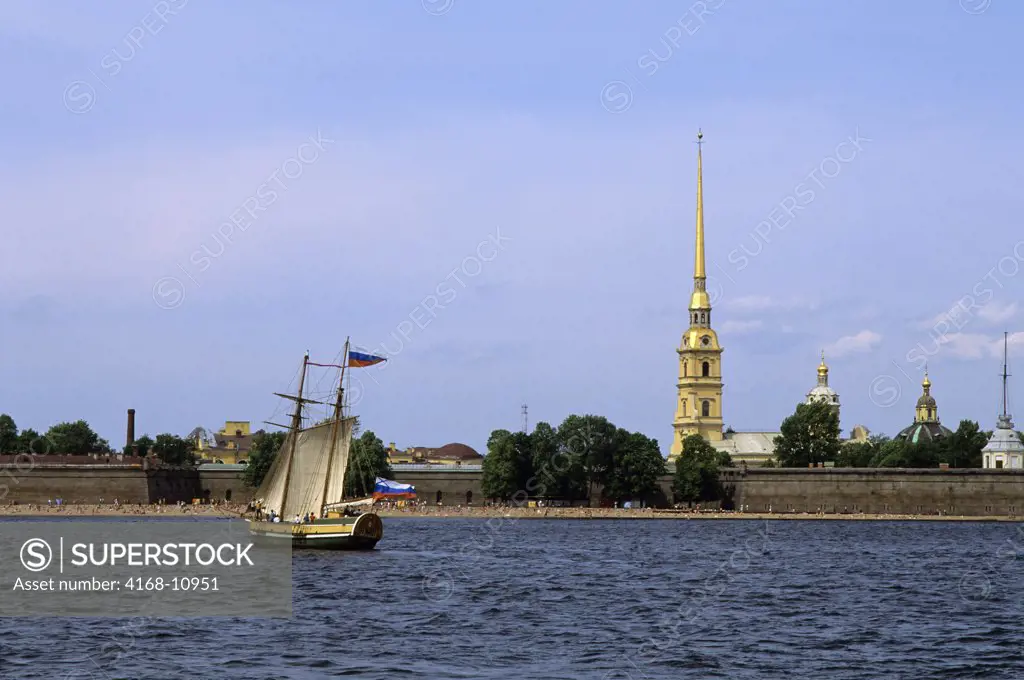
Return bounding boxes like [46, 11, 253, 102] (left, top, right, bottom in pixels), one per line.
[0, 465, 151, 504]
[198, 467, 248, 503]
[389, 469, 483, 506]
[4, 465, 1024, 515]
[728, 468, 1024, 515]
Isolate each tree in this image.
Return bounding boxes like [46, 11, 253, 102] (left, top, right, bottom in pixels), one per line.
[943, 420, 988, 468]
[150, 433, 195, 466]
[603, 430, 667, 504]
[528, 421, 559, 496]
[44, 420, 110, 455]
[482, 431, 519, 500]
[15, 428, 46, 454]
[875, 439, 941, 468]
[557, 414, 618, 499]
[123, 434, 154, 457]
[673, 434, 732, 504]
[243, 430, 286, 488]
[772, 402, 840, 467]
[0, 414, 17, 453]
[870, 438, 906, 467]
[136, 435, 154, 457]
[835, 441, 877, 468]
[344, 430, 392, 498]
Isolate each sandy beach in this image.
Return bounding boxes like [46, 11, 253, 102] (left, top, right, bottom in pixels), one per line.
[374, 505, 1021, 522]
[0, 503, 1019, 522]
[0, 503, 247, 518]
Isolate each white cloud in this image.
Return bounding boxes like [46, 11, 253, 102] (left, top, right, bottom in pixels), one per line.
[935, 332, 1024, 360]
[978, 301, 1018, 325]
[825, 330, 882, 357]
[920, 300, 1017, 331]
[726, 295, 817, 312]
[935, 333, 992, 359]
[720, 320, 763, 334]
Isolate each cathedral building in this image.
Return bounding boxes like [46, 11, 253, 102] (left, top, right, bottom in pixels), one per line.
[668, 133, 865, 466]
[670, 131, 724, 457]
[669, 132, 779, 465]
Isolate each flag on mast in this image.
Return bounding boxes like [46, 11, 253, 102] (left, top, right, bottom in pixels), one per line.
[348, 350, 387, 368]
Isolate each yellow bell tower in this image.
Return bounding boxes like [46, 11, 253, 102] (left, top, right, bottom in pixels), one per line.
[670, 130, 724, 458]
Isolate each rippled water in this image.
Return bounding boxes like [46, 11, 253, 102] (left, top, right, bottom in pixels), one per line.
[2, 518, 1023, 679]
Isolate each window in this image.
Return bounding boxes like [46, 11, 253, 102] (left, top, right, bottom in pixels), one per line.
[683, 363, 687, 377]
[702, 401, 711, 417]
[466, 490, 473, 505]
[702, 362, 710, 377]
[436, 490, 443, 504]
[225, 489, 232, 501]
[681, 401, 686, 416]
[700, 313, 706, 323]
[996, 460, 1004, 469]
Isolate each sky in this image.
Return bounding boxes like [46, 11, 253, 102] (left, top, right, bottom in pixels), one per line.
[1, 0, 1023, 455]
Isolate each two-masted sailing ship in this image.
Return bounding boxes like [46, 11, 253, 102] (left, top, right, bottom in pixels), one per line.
[248, 341, 384, 550]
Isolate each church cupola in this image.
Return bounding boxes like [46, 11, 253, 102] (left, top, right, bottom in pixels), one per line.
[914, 369, 938, 424]
[897, 366, 952, 445]
[806, 350, 840, 419]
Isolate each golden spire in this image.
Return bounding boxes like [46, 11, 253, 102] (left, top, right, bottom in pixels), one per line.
[689, 129, 711, 312]
[817, 349, 829, 385]
[694, 129, 705, 281]
[922, 365, 931, 392]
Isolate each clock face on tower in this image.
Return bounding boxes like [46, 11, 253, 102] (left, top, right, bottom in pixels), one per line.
[701, 335, 711, 347]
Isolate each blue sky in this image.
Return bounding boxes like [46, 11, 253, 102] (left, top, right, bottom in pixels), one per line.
[1, 0, 1022, 455]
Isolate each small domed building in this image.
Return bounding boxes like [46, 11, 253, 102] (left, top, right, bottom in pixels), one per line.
[806, 351, 840, 418]
[982, 334, 1023, 469]
[896, 370, 953, 444]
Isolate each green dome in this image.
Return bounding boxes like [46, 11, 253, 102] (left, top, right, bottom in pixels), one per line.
[896, 422, 952, 444]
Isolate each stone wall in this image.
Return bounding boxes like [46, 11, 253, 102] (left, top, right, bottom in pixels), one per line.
[726, 467, 1024, 515]
[198, 465, 248, 503]
[390, 468, 483, 506]
[0, 464, 152, 504]
[4, 463, 1024, 515]
[0, 461, 249, 505]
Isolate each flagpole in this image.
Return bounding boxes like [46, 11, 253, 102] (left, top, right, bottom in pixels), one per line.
[340, 336, 350, 419]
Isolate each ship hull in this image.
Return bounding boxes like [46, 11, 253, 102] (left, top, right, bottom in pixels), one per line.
[248, 512, 383, 551]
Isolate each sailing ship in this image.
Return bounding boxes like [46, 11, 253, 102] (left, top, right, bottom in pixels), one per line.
[248, 340, 384, 550]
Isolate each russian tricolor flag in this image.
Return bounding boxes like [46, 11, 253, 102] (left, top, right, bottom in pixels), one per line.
[348, 350, 387, 368]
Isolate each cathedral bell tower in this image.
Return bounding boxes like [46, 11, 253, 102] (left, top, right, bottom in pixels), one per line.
[670, 130, 724, 458]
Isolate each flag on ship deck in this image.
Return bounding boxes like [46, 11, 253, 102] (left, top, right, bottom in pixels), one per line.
[348, 350, 387, 368]
[373, 477, 416, 500]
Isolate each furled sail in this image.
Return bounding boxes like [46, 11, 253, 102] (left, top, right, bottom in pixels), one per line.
[254, 431, 295, 517]
[255, 417, 354, 520]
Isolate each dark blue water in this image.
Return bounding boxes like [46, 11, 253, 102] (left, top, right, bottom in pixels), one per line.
[2, 518, 1023, 679]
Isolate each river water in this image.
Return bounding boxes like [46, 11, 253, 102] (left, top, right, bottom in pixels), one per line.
[1, 518, 1022, 679]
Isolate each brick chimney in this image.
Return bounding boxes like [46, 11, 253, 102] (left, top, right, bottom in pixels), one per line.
[126, 409, 136, 451]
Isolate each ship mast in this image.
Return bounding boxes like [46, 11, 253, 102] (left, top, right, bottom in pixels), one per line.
[320, 337, 350, 515]
[278, 352, 309, 518]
